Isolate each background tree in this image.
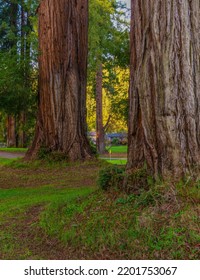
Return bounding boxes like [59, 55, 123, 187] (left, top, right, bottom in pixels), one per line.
[88, 0, 130, 153]
[0, 0, 38, 147]
[127, 0, 200, 179]
[26, 0, 92, 160]
[87, 67, 129, 133]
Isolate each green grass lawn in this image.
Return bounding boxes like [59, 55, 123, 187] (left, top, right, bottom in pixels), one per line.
[104, 145, 127, 164]
[0, 157, 199, 259]
[105, 159, 127, 165]
[0, 146, 128, 154]
[0, 158, 19, 166]
[0, 186, 93, 217]
[0, 147, 27, 153]
[107, 145, 127, 153]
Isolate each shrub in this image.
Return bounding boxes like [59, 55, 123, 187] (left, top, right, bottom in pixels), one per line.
[97, 165, 125, 191]
[38, 147, 68, 161]
[88, 138, 97, 156]
[124, 166, 151, 194]
[112, 138, 120, 145]
[38, 147, 51, 159]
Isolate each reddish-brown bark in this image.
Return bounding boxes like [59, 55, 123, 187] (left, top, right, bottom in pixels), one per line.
[96, 63, 105, 154]
[127, 0, 200, 179]
[7, 115, 16, 147]
[18, 112, 26, 148]
[26, 0, 92, 160]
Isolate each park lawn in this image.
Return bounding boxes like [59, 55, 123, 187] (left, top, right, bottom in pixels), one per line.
[0, 158, 19, 166]
[0, 157, 199, 259]
[105, 159, 127, 165]
[107, 145, 127, 154]
[0, 147, 27, 153]
[0, 158, 100, 259]
[0, 146, 128, 154]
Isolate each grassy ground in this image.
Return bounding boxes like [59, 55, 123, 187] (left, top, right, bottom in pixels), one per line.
[0, 158, 18, 166]
[0, 147, 27, 153]
[107, 145, 127, 153]
[105, 159, 127, 165]
[102, 145, 127, 165]
[0, 155, 199, 260]
[0, 146, 127, 154]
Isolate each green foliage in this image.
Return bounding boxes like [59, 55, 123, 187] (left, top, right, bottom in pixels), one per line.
[88, 0, 129, 71]
[87, 0, 130, 133]
[38, 147, 68, 162]
[124, 166, 151, 194]
[112, 137, 120, 145]
[0, 0, 38, 112]
[97, 165, 125, 190]
[0, 0, 38, 147]
[88, 138, 98, 156]
[37, 147, 50, 160]
[115, 194, 136, 204]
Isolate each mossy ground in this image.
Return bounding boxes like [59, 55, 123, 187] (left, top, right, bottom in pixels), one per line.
[0, 154, 199, 260]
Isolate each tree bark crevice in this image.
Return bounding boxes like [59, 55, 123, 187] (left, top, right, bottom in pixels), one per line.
[26, 0, 92, 161]
[128, 0, 200, 179]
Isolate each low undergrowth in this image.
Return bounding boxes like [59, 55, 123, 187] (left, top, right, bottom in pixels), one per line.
[40, 179, 200, 259]
[0, 158, 199, 259]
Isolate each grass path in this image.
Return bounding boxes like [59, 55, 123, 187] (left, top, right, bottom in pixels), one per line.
[0, 159, 100, 259]
[0, 155, 199, 260]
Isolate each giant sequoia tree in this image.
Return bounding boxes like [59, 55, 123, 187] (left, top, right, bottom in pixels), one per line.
[127, 0, 200, 179]
[26, 0, 92, 160]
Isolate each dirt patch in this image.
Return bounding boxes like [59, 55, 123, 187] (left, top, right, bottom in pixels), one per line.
[102, 152, 127, 158]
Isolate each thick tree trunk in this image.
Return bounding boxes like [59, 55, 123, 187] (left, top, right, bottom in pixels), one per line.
[127, 0, 200, 179]
[96, 63, 105, 154]
[7, 115, 16, 147]
[26, 0, 92, 160]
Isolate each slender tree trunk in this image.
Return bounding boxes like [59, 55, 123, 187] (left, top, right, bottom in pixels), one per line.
[10, 2, 18, 49]
[127, 0, 200, 179]
[96, 63, 105, 154]
[7, 116, 16, 147]
[18, 3, 31, 148]
[26, 0, 92, 160]
[20, 1, 25, 59]
[18, 112, 26, 147]
[6, 2, 18, 148]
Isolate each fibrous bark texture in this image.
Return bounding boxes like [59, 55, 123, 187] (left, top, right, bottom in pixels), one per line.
[7, 115, 16, 147]
[26, 0, 92, 160]
[128, 0, 200, 179]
